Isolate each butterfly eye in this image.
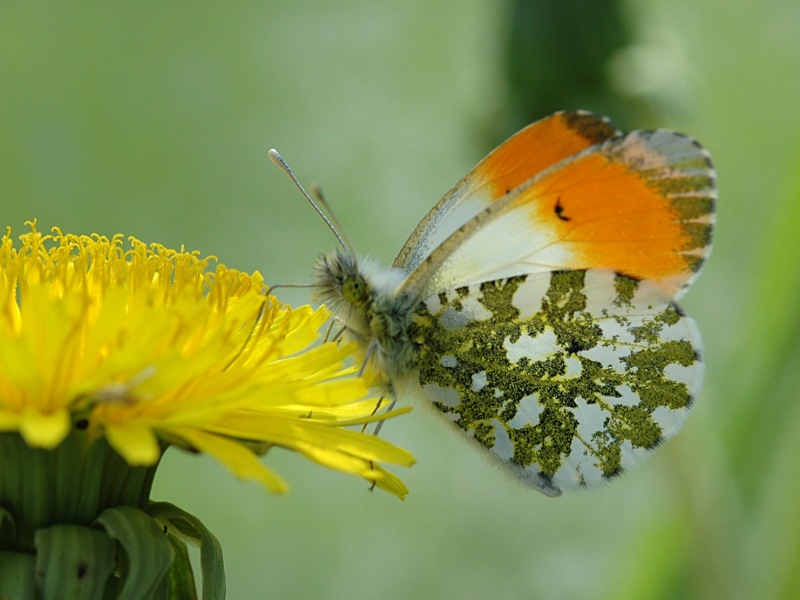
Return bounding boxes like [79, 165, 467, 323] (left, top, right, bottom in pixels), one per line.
[342, 275, 368, 307]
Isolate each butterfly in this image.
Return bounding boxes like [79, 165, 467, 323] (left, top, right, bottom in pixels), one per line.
[272, 110, 715, 496]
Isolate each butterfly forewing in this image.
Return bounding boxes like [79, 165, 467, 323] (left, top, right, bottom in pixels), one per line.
[407, 269, 702, 496]
[394, 111, 620, 273]
[401, 128, 715, 300]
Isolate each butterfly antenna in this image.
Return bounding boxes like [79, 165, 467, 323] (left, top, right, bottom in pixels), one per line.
[309, 183, 356, 256]
[268, 148, 354, 255]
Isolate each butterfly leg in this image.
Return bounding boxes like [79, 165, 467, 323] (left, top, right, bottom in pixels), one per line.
[371, 393, 397, 437]
[362, 386, 398, 492]
[359, 395, 390, 433]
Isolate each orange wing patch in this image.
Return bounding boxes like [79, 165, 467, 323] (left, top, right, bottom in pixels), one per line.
[394, 111, 621, 273]
[472, 111, 620, 201]
[519, 129, 715, 293]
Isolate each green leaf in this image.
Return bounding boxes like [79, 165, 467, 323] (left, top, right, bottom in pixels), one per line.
[0, 551, 36, 600]
[95, 506, 174, 600]
[33, 524, 116, 600]
[167, 534, 199, 600]
[149, 501, 226, 600]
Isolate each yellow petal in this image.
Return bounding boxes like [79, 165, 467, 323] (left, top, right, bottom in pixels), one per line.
[18, 408, 70, 448]
[106, 422, 161, 465]
[173, 427, 289, 494]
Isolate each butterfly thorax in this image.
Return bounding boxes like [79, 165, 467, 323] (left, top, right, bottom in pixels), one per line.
[314, 248, 421, 380]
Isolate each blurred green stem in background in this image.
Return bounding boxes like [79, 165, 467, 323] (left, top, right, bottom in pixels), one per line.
[503, 0, 655, 134]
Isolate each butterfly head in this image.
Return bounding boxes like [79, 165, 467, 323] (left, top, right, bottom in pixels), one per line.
[312, 249, 372, 342]
[315, 248, 365, 310]
[316, 247, 407, 318]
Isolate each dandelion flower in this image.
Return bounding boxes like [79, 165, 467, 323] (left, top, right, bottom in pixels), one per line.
[0, 222, 413, 597]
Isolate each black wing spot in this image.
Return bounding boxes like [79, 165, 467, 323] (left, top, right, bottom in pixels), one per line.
[555, 197, 571, 221]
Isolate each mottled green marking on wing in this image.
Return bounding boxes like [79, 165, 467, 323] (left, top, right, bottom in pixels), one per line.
[410, 270, 701, 492]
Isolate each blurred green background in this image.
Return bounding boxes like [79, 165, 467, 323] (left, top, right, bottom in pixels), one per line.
[2, 0, 800, 598]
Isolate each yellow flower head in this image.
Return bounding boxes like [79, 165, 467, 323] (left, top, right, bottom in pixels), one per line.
[0, 222, 413, 497]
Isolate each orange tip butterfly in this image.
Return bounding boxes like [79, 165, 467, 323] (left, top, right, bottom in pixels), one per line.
[270, 110, 715, 496]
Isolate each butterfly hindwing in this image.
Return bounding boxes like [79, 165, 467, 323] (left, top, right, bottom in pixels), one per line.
[407, 269, 702, 496]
